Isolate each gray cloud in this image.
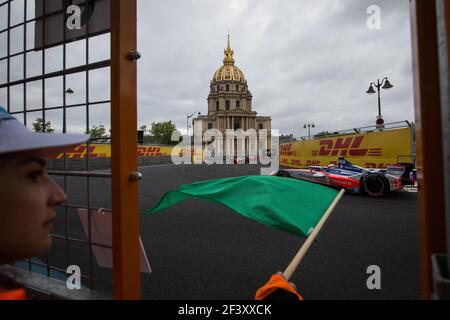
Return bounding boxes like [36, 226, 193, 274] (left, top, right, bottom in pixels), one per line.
[137, 0, 413, 136]
[1, 0, 414, 138]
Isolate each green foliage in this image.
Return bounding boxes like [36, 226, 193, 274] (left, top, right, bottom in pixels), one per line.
[150, 121, 180, 145]
[313, 131, 340, 139]
[32, 118, 55, 133]
[85, 124, 108, 141]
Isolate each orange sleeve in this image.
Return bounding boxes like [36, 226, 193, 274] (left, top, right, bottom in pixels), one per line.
[255, 273, 303, 300]
[0, 288, 26, 300]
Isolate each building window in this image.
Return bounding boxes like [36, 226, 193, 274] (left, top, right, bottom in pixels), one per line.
[236, 101, 240, 108]
[217, 85, 220, 92]
[226, 84, 229, 92]
[234, 122, 240, 130]
[259, 123, 263, 129]
[208, 123, 213, 129]
[226, 100, 230, 110]
[216, 101, 219, 110]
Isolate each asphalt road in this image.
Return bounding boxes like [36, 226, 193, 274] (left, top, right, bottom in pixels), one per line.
[47, 164, 419, 300]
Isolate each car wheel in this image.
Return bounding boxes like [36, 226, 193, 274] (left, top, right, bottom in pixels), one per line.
[275, 171, 290, 178]
[362, 174, 388, 197]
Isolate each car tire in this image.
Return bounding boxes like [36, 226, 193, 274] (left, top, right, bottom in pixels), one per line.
[361, 173, 389, 197]
[275, 171, 291, 178]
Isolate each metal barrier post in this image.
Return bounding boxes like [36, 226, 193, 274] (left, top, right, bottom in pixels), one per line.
[410, 0, 447, 299]
[111, 0, 141, 300]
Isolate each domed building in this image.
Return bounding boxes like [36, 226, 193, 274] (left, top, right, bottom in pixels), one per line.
[194, 35, 272, 156]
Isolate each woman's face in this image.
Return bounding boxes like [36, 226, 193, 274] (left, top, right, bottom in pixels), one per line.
[0, 150, 67, 264]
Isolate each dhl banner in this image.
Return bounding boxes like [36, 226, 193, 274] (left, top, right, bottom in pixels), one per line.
[280, 128, 413, 169]
[53, 144, 174, 159]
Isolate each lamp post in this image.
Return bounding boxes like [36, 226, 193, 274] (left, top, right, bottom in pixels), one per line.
[303, 122, 315, 140]
[63, 88, 74, 134]
[187, 111, 201, 136]
[366, 77, 393, 128]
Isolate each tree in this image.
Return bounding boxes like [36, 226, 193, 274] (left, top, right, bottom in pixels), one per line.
[150, 121, 179, 145]
[32, 118, 55, 133]
[85, 124, 108, 142]
[313, 131, 330, 139]
[313, 131, 340, 139]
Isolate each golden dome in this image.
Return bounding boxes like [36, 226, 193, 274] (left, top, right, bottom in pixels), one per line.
[212, 35, 246, 83]
[213, 65, 245, 82]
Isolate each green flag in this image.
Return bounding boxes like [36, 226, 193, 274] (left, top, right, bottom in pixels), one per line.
[144, 175, 339, 237]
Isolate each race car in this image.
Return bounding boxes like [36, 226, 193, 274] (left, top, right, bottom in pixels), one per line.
[271, 157, 403, 197]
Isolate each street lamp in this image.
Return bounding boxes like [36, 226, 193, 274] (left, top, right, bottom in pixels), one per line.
[63, 88, 74, 133]
[366, 77, 393, 128]
[303, 122, 315, 140]
[187, 111, 201, 136]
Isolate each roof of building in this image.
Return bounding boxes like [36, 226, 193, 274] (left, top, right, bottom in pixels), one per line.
[212, 35, 246, 83]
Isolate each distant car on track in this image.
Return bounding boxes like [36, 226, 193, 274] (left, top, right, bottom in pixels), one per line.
[271, 157, 403, 197]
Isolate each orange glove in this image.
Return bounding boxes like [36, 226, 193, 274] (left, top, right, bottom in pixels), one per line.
[255, 272, 303, 300]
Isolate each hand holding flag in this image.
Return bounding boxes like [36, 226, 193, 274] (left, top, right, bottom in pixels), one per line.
[256, 188, 345, 300]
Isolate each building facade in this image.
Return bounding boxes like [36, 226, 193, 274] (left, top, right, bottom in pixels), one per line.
[193, 36, 272, 156]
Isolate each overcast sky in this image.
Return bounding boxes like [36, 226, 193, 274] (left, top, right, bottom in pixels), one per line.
[0, 0, 414, 137]
[137, 0, 413, 137]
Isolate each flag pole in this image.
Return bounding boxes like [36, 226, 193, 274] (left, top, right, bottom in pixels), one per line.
[283, 188, 346, 281]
